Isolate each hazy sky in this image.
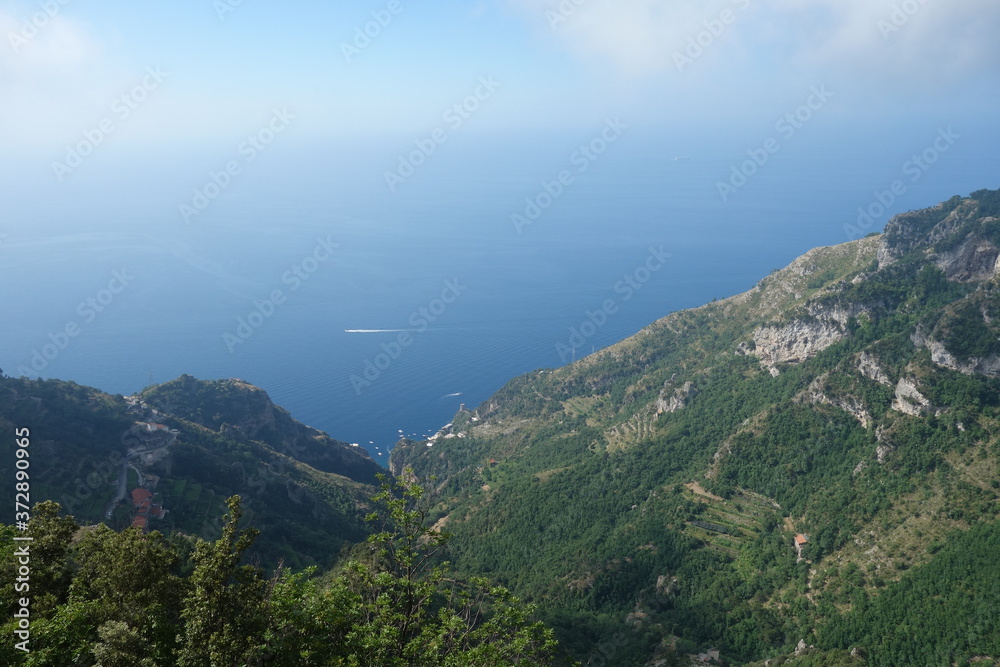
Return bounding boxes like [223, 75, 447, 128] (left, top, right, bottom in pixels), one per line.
[2, 0, 997, 151]
[0, 0, 997, 241]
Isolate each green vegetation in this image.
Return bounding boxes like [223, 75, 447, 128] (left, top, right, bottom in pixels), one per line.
[391, 188, 1000, 664]
[819, 521, 1000, 666]
[0, 375, 379, 570]
[6, 188, 1000, 664]
[141, 375, 383, 485]
[0, 484, 560, 666]
[929, 291, 1000, 361]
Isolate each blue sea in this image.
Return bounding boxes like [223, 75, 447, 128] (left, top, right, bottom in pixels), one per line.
[2, 123, 995, 463]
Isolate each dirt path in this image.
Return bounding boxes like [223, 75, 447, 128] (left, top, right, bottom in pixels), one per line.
[685, 481, 724, 502]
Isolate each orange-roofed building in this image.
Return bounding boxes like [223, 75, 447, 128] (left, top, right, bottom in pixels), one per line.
[131, 515, 148, 530]
[794, 534, 809, 561]
[131, 488, 152, 506]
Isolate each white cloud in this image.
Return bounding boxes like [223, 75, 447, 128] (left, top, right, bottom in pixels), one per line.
[0, 7, 107, 148]
[509, 0, 722, 75]
[763, 0, 1000, 87]
[506, 0, 1000, 88]
[0, 8, 100, 76]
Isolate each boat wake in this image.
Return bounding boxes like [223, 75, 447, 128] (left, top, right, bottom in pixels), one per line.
[344, 329, 420, 333]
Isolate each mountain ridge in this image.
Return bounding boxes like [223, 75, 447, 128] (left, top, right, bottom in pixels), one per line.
[4, 187, 1000, 664]
[0, 373, 383, 569]
[389, 187, 1000, 665]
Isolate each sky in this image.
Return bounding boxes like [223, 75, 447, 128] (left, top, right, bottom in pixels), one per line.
[1, 0, 997, 155]
[0, 0, 994, 250]
[1, 0, 998, 320]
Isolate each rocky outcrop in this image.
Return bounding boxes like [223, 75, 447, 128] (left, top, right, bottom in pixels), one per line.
[745, 295, 876, 371]
[715, 237, 880, 325]
[876, 202, 967, 268]
[656, 381, 698, 415]
[877, 193, 1000, 282]
[805, 301, 871, 328]
[857, 351, 892, 386]
[910, 329, 1000, 377]
[750, 319, 845, 367]
[656, 574, 678, 596]
[803, 376, 872, 428]
[891, 377, 931, 416]
[932, 236, 1000, 282]
[875, 425, 895, 463]
[705, 439, 733, 479]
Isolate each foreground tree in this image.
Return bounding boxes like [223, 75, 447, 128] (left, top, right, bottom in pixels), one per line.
[343, 471, 559, 665]
[265, 471, 562, 665]
[176, 496, 268, 667]
[1, 486, 562, 665]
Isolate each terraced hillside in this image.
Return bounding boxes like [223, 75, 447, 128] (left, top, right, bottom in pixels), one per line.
[392, 189, 1000, 665]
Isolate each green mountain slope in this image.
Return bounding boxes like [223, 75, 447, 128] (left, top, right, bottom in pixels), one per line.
[0, 375, 382, 569]
[140, 374, 382, 485]
[391, 188, 1000, 665]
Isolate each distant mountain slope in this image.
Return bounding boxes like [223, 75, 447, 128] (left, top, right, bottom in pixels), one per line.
[0, 375, 381, 569]
[140, 374, 381, 484]
[391, 188, 1000, 665]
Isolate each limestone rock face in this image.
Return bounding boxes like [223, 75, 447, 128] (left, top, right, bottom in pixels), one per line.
[857, 351, 892, 386]
[875, 425, 896, 463]
[891, 378, 931, 416]
[876, 203, 966, 268]
[911, 329, 1000, 377]
[805, 301, 870, 328]
[932, 236, 1000, 282]
[747, 296, 874, 371]
[655, 574, 678, 596]
[656, 381, 698, 415]
[877, 193, 1000, 282]
[804, 376, 872, 428]
[751, 319, 845, 367]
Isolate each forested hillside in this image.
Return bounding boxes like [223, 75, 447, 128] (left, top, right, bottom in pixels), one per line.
[4, 189, 1000, 665]
[392, 188, 1000, 665]
[0, 375, 381, 569]
[0, 480, 560, 665]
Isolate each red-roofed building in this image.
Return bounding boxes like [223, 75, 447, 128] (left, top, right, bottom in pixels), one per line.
[130, 487, 167, 532]
[794, 534, 809, 561]
[131, 488, 152, 506]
